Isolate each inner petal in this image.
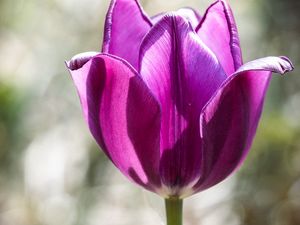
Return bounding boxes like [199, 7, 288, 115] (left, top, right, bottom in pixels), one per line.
[139, 14, 226, 190]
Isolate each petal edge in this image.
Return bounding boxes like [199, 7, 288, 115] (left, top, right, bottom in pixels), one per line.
[196, 0, 242, 75]
[102, 0, 152, 69]
[194, 56, 293, 192]
[67, 53, 162, 192]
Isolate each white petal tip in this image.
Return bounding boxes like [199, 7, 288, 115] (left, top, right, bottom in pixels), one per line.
[67, 51, 99, 71]
[278, 56, 294, 74]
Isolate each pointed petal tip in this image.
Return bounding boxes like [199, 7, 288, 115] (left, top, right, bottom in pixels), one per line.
[67, 52, 99, 71]
[196, 0, 242, 75]
[102, 0, 152, 69]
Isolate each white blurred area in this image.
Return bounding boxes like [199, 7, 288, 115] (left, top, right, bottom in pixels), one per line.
[0, 0, 269, 225]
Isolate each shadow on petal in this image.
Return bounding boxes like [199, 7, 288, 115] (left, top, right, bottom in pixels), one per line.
[127, 76, 162, 189]
[159, 122, 202, 195]
[86, 58, 109, 154]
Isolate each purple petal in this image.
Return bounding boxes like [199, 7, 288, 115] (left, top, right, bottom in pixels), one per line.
[67, 53, 162, 192]
[196, 0, 242, 75]
[139, 14, 226, 191]
[102, 0, 152, 69]
[151, 7, 201, 29]
[194, 56, 293, 192]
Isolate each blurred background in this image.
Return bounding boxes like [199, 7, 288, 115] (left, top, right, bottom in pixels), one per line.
[0, 0, 299, 224]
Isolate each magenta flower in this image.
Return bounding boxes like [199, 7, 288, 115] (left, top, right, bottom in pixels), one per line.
[66, 0, 293, 200]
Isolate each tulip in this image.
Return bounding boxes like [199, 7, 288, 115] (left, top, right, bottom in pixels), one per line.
[66, 0, 293, 224]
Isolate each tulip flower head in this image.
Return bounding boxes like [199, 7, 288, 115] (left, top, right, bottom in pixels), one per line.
[66, 0, 293, 200]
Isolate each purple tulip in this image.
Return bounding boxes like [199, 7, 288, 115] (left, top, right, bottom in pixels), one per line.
[66, 0, 293, 199]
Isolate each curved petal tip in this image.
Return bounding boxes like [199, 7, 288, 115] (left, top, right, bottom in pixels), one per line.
[66, 51, 99, 71]
[235, 56, 294, 75]
[278, 56, 294, 74]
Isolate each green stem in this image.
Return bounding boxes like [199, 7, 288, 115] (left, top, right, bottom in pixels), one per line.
[165, 197, 183, 225]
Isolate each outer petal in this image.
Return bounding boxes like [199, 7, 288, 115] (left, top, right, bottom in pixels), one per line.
[102, 0, 152, 69]
[194, 56, 293, 192]
[66, 53, 162, 192]
[196, 0, 242, 75]
[139, 14, 226, 193]
[151, 7, 202, 29]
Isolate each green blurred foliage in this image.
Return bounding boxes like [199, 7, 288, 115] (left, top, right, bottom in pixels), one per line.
[230, 0, 300, 224]
[234, 114, 300, 224]
[0, 83, 24, 177]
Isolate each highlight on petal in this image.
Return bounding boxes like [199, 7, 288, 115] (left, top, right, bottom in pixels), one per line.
[196, 0, 242, 75]
[177, 7, 202, 28]
[236, 56, 294, 74]
[67, 51, 99, 71]
[151, 7, 201, 29]
[139, 13, 226, 193]
[193, 56, 293, 192]
[67, 53, 162, 192]
[102, 0, 152, 69]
